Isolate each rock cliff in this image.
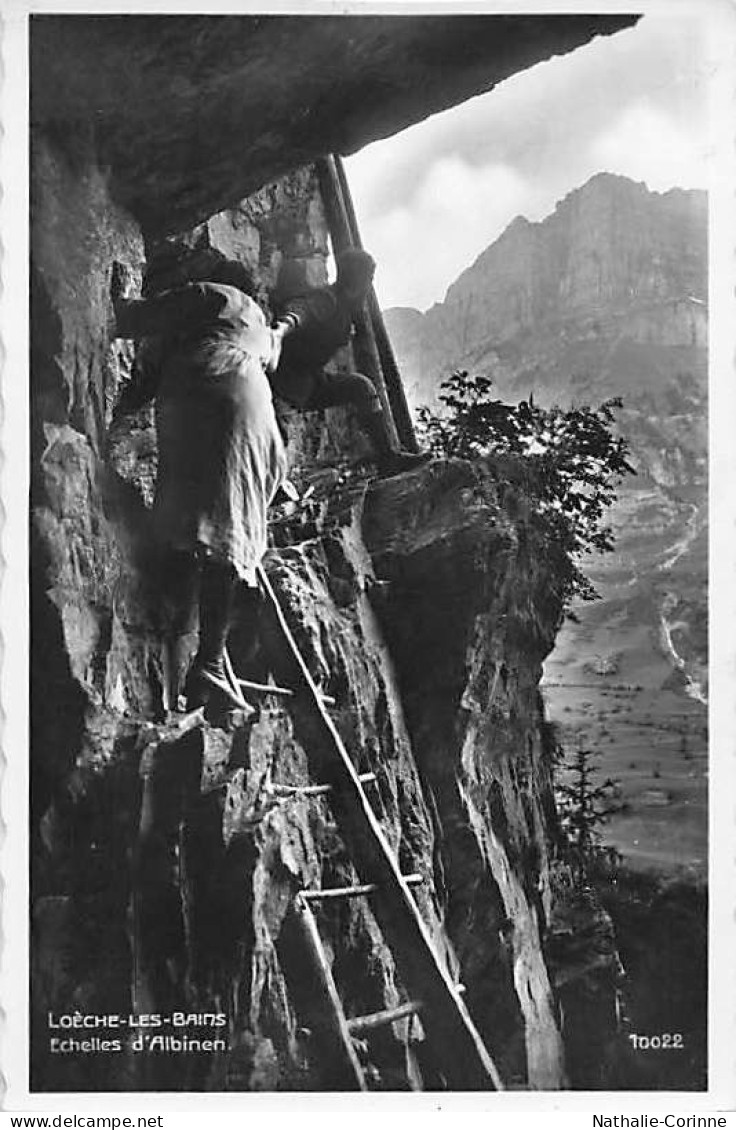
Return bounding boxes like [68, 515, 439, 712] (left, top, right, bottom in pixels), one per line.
[386, 173, 706, 411]
[30, 142, 584, 1091]
[33, 452, 573, 1091]
[30, 15, 635, 234]
[28, 17, 637, 1093]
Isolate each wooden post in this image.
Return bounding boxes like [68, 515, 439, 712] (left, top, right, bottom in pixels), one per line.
[333, 154, 420, 453]
[289, 895, 368, 1091]
[315, 156, 399, 449]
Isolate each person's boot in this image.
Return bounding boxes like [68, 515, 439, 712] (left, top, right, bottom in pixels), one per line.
[161, 633, 195, 716]
[186, 561, 253, 714]
[363, 409, 432, 477]
[157, 549, 199, 716]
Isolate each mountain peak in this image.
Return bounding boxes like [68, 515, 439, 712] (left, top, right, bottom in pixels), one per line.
[578, 170, 646, 192]
[555, 171, 705, 213]
[442, 172, 705, 313]
[552, 172, 653, 216]
[506, 213, 532, 231]
[385, 171, 707, 408]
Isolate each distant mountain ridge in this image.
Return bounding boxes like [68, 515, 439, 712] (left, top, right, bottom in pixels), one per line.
[386, 173, 707, 414]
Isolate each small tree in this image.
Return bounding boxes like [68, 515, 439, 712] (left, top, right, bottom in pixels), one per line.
[416, 371, 636, 607]
[556, 744, 621, 880]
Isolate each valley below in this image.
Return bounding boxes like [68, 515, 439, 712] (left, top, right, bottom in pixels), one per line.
[542, 482, 708, 1090]
[542, 485, 708, 879]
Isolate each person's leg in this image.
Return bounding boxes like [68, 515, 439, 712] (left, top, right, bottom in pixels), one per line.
[158, 548, 199, 714]
[309, 369, 381, 414]
[227, 583, 265, 680]
[196, 559, 238, 672]
[186, 557, 243, 709]
[311, 370, 431, 476]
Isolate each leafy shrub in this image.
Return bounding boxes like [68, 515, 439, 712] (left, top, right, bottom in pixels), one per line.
[417, 371, 635, 607]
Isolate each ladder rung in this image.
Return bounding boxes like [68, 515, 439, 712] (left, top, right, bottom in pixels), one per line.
[273, 773, 376, 798]
[347, 999, 423, 1035]
[236, 678, 336, 707]
[221, 648, 249, 709]
[300, 873, 424, 901]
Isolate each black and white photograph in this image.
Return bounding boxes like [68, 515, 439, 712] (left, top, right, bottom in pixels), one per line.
[3, 0, 735, 1111]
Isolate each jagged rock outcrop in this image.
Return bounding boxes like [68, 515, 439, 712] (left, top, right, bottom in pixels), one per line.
[30, 15, 636, 234]
[33, 456, 573, 1091]
[547, 883, 628, 1089]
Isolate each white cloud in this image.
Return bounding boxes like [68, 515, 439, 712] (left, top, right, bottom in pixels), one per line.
[591, 101, 708, 192]
[345, 10, 713, 310]
[359, 158, 539, 311]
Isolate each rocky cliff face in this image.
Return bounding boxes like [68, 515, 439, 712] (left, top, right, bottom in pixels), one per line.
[386, 174, 706, 409]
[30, 15, 636, 235]
[30, 143, 582, 1094]
[33, 449, 574, 1091]
[30, 65, 629, 1089]
[445, 174, 704, 331]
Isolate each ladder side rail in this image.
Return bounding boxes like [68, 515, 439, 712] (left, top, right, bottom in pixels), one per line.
[284, 896, 368, 1090]
[333, 153, 419, 454]
[315, 156, 400, 450]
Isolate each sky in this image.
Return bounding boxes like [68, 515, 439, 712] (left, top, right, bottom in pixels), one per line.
[344, 9, 716, 312]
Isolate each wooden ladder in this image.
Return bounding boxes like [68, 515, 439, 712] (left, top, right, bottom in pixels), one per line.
[249, 564, 504, 1091]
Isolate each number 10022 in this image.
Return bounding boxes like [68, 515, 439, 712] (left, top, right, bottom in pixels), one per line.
[629, 1033, 684, 1050]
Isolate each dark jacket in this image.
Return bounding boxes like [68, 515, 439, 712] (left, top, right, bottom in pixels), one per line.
[271, 285, 354, 407]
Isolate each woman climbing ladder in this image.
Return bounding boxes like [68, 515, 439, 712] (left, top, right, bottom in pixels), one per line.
[110, 260, 288, 715]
